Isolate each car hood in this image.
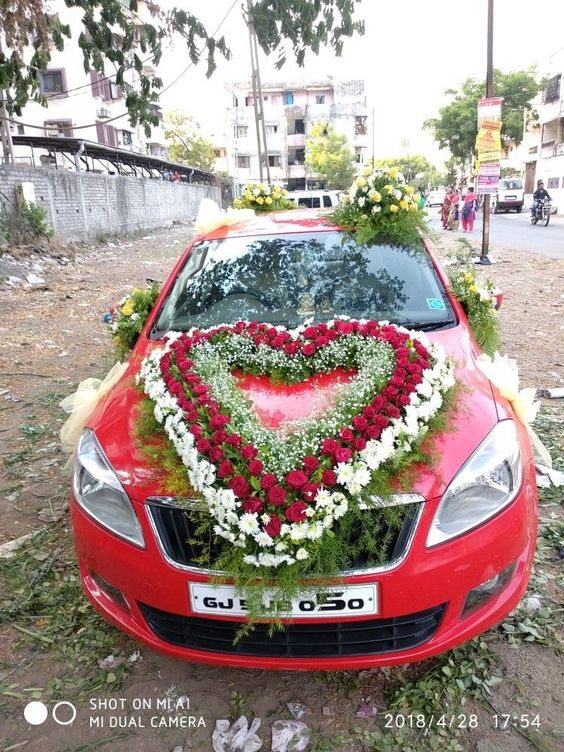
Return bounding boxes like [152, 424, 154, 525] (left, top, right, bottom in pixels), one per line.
[87, 324, 505, 504]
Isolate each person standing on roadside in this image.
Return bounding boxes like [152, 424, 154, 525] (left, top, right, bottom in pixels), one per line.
[440, 187, 453, 229]
[460, 186, 479, 232]
[448, 188, 461, 231]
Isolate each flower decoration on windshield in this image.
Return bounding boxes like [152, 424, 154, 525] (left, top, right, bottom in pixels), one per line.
[137, 319, 456, 618]
[233, 183, 295, 212]
[448, 269, 500, 355]
[104, 282, 160, 360]
[331, 166, 427, 247]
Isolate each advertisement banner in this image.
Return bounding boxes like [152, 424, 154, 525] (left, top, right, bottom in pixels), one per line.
[475, 119, 502, 153]
[477, 96, 503, 126]
[476, 161, 501, 195]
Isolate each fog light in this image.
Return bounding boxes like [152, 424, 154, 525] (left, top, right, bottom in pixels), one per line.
[462, 563, 516, 617]
[91, 570, 130, 613]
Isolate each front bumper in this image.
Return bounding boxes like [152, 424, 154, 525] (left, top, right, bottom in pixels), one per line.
[71, 461, 537, 670]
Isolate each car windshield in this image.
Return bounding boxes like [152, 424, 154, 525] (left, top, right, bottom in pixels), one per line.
[500, 180, 523, 190]
[152, 231, 455, 334]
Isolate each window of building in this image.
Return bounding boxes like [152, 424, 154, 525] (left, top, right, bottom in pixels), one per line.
[263, 95, 269, 102]
[236, 125, 248, 138]
[237, 155, 250, 168]
[355, 147, 364, 164]
[44, 120, 73, 137]
[315, 95, 325, 104]
[268, 154, 280, 167]
[95, 121, 117, 146]
[283, 91, 294, 105]
[245, 96, 254, 107]
[547, 177, 560, 189]
[214, 148, 226, 158]
[121, 130, 133, 146]
[109, 79, 123, 100]
[266, 124, 279, 135]
[544, 74, 561, 104]
[288, 148, 305, 165]
[355, 116, 368, 135]
[287, 119, 305, 136]
[39, 70, 65, 95]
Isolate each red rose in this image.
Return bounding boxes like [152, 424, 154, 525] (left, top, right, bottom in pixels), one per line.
[321, 438, 338, 455]
[211, 429, 227, 445]
[208, 446, 225, 463]
[353, 437, 367, 451]
[315, 335, 329, 347]
[267, 485, 287, 506]
[326, 329, 338, 341]
[391, 375, 404, 388]
[241, 444, 258, 461]
[352, 415, 369, 432]
[363, 406, 376, 420]
[302, 342, 316, 357]
[210, 413, 230, 429]
[285, 501, 308, 523]
[264, 515, 282, 538]
[365, 425, 381, 439]
[284, 342, 300, 356]
[386, 405, 401, 419]
[225, 434, 242, 448]
[260, 473, 278, 490]
[248, 459, 264, 476]
[302, 483, 319, 502]
[303, 326, 318, 339]
[321, 468, 337, 487]
[334, 447, 353, 463]
[340, 427, 354, 442]
[217, 460, 234, 478]
[271, 336, 285, 349]
[371, 395, 385, 410]
[375, 414, 389, 429]
[229, 475, 251, 499]
[302, 456, 319, 474]
[243, 498, 264, 514]
[398, 394, 411, 406]
[190, 424, 203, 438]
[193, 384, 208, 396]
[286, 470, 308, 489]
[383, 385, 398, 399]
[196, 437, 211, 453]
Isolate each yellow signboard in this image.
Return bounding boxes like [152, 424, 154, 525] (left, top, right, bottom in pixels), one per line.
[475, 119, 502, 153]
[478, 149, 502, 163]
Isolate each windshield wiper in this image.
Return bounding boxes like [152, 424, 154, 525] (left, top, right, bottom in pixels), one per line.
[395, 320, 455, 332]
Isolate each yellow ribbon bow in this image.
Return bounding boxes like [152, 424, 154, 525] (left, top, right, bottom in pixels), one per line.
[59, 361, 129, 453]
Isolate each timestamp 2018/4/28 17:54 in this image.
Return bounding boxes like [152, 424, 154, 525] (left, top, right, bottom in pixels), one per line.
[383, 713, 541, 731]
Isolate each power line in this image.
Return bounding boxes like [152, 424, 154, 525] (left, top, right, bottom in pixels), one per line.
[1, 0, 238, 132]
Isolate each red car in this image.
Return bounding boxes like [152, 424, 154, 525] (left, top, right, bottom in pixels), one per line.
[71, 212, 537, 669]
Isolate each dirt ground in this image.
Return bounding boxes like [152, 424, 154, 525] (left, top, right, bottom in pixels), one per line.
[0, 224, 562, 752]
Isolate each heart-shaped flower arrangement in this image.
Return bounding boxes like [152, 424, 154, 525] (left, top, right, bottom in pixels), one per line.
[138, 319, 455, 569]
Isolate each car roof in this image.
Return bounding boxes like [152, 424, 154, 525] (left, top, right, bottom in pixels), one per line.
[198, 210, 336, 241]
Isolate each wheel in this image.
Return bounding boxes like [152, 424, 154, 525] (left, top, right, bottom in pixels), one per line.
[516, 205, 522, 213]
[543, 209, 550, 226]
[531, 215, 538, 225]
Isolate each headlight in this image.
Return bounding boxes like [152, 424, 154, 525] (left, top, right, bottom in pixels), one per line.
[426, 421, 522, 547]
[73, 429, 145, 547]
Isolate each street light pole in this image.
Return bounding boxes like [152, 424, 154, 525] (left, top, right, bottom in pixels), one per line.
[480, 0, 494, 264]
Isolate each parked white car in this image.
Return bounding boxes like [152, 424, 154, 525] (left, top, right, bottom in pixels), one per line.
[426, 190, 446, 207]
[286, 190, 342, 209]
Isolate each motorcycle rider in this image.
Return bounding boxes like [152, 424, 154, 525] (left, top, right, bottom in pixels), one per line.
[531, 180, 551, 216]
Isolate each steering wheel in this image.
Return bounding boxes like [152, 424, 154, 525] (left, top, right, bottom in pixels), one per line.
[220, 288, 276, 309]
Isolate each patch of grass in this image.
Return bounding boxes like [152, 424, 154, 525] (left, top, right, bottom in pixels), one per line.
[20, 422, 51, 443]
[37, 390, 69, 410]
[0, 525, 136, 703]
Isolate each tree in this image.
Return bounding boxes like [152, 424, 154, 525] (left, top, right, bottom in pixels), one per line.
[164, 110, 215, 171]
[371, 155, 442, 189]
[424, 69, 541, 166]
[305, 121, 355, 189]
[0, 0, 364, 132]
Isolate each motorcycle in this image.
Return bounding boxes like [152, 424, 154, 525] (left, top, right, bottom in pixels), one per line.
[530, 198, 551, 226]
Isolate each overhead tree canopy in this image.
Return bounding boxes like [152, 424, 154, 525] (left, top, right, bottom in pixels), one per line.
[164, 110, 215, 171]
[0, 0, 364, 132]
[305, 120, 356, 189]
[424, 68, 541, 166]
[371, 155, 443, 189]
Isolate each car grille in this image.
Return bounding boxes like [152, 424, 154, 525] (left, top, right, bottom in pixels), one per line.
[138, 602, 446, 657]
[145, 496, 423, 572]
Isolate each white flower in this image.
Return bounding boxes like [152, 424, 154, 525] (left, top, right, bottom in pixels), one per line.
[336, 462, 355, 485]
[357, 196, 366, 208]
[295, 548, 309, 561]
[372, 205, 381, 214]
[239, 513, 260, 534]
[255, 531, 275, 548]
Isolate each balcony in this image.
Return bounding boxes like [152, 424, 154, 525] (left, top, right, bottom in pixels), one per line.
[287, 133, 306, 147]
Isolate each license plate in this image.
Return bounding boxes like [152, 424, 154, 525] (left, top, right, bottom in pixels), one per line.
[189, 583, 378, 618]
[506, 195, 517, 199]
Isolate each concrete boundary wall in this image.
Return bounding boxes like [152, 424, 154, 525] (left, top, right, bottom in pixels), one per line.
[0, 166, 221, 241]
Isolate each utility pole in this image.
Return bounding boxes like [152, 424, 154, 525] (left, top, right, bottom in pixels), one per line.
[479, 0, 494, 264]
[246, 0, 270, 184]
[0, 36, 15, 166]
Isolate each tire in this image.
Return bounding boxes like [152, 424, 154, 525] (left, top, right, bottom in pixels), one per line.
[543, 209, 550, 226]
[531, 215, 538, 225]
[516, 205, 522, 213]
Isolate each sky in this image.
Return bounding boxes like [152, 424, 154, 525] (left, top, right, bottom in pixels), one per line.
[156, 0, 564, 167]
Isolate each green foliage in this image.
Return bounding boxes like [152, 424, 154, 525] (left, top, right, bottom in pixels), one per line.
[105, 283, 160, 360]
[331, 167, 428, 247]
[448, 265, 500, 356]
[305, 121, 356, 189]
[372, 155, 442, 190]
[2, 0, 363, 131]
[164, 110, 216, 171]
[424, 68, 541, 165]
[0, 200, 53, 242]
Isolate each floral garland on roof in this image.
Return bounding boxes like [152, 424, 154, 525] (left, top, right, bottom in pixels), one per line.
[331, 166, 428, 247]
[137, 319, 455, 616]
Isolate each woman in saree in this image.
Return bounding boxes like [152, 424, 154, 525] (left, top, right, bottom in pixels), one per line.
[440, 187, 453, 229]
[461, 186, 479, 232]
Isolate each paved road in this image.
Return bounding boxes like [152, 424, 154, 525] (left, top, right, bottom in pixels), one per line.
[427, 207, 564, 259]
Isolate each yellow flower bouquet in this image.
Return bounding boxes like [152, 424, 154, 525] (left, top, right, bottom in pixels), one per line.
[331, 166, 427, 247]
[233, 183, 295, 212]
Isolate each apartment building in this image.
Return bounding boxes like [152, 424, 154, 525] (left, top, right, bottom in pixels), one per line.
[534, 61, 564, 207]
[223, 78, 368, 191]
[7, 1, 167, 166]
